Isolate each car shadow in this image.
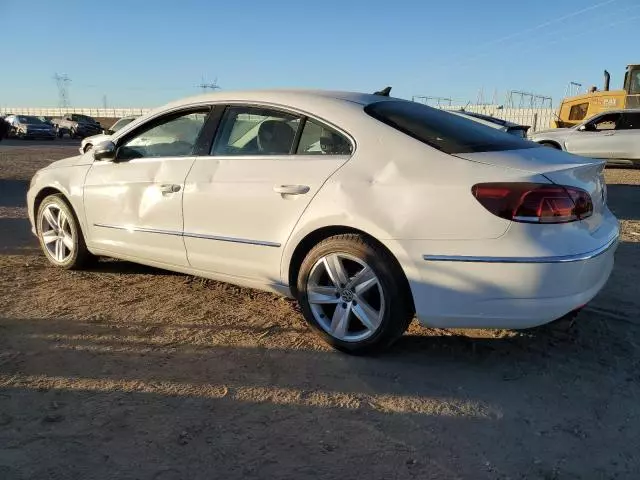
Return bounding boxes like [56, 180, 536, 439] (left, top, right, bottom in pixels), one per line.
[0, 179, 29, 207]
[606, 183, 640, 220]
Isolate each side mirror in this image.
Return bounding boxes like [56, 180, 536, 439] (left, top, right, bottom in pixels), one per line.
[93, 140, 117, 161]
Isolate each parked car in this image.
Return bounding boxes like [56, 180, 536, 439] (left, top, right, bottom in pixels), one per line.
[52, 113, 102, 139]
[80, 115, 139, 153]
[450, 110, 531, 138]
[4, 115, 56, 139]
[0, 115, 9, 141]
[530, 109, 640, 166]
[27, 89, 619, 353]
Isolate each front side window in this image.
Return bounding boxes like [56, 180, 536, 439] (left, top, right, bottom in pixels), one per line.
[586, 113, 621, 131]
[617, 113, 640, 130]
[117, 110, 208, 160]
[212, 106, 301, 156]
[296, 119, 352, 155]
[365, 100, 538, 154]
[569, 103, 589, 121]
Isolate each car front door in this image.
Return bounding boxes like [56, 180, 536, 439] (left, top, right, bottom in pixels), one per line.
[83, 107, 210, 266]
[611, 112, 640, 161]
[564, 112, 622, 159]
[182, 105, 353, 283]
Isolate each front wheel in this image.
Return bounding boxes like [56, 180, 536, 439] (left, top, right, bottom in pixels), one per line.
[296, 234, 414, 354]
[36, 194, 95, 269]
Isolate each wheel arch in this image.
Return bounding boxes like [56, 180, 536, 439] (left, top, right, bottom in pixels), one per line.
[285, 225, 415, 314]
[32, 185, 87, 240]
[537, 140, 563, 150]
[33, 186, 68, 223]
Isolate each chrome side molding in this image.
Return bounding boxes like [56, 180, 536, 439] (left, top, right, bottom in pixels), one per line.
[93, 223, 280, 248]
[423, 233, 619, 264]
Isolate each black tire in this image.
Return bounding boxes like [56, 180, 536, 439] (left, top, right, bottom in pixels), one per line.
[69, 129, 76, 139]
[56, 129, 64, 138]
[83, 143, 92, 153]
[36, 194, 96, 270]
[540, 142, 561, 149]
[296, 234, 414, 354]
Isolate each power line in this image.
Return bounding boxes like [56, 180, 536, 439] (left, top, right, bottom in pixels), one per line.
[433, 0, 620, 71]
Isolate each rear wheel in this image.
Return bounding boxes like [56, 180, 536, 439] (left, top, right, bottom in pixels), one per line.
[297, 234, 413, 354]
[36, 194, 95, 269]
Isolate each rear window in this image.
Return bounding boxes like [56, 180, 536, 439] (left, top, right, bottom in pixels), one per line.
[364, 101, 539, 154]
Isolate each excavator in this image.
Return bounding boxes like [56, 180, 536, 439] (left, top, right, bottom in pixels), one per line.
[552, 64, 640, 128]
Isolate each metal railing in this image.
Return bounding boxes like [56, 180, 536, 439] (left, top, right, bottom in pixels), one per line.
[0, 107, 151, 118]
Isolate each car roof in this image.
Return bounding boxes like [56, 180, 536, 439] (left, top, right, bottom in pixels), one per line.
[161, 89, 393, 111]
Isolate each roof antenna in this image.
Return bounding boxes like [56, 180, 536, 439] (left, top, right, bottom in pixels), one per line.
[374, 86, 392, 96]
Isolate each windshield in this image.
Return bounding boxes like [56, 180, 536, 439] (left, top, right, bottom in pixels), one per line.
[111, 117, 136, 132]
[17, 116, 45, 124]
[72, 114, 96, 123]
[365, 101, 539, 154]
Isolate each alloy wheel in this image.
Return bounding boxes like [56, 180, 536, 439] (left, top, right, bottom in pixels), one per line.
[39, 204, 74, 263]
[306, 253, 385, 342]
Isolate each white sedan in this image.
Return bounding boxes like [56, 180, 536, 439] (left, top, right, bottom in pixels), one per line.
[27, 89, 619, 353]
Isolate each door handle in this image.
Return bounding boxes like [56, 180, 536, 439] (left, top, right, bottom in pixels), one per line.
[273, 184, 310, 195]
[160, 184, 181, 194]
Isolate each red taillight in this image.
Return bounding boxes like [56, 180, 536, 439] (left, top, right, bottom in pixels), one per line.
[472, 183, 593, 223]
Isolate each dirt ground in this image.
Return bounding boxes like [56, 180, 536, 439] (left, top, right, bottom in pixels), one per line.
[1, 142, 639, 480]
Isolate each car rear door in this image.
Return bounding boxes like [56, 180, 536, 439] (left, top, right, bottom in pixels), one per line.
[182, 104, 353, 283]
[83, 107, 210, 266]
[564, 112, 622, 159]
[611, 112, 640, 161]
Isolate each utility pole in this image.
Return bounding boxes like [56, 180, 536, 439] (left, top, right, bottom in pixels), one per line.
[53, 73, 71, 107]
[102, 94, 108, 109]
[197, 76, 220, 93]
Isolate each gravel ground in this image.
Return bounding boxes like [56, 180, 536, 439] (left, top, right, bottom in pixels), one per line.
[1, 146, 639, 479]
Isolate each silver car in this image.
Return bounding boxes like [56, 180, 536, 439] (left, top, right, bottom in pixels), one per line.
[531, 109, 640, 166]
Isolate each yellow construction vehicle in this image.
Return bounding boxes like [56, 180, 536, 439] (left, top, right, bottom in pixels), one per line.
[552, 64, 640, 128]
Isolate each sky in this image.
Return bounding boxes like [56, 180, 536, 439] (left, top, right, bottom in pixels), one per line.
[1, 0, 639, 108]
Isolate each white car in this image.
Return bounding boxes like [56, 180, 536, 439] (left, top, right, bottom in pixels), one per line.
[80, 115, 139, 153]
[27, 89, 619, 353]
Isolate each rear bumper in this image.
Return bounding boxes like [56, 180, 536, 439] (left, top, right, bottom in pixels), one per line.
[404, 227, 619, 329]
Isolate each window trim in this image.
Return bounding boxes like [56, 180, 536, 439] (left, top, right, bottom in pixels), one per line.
[210, 104, 304, 157]
[584, 112, 621, 131]
[205, 101, 355, 158]
[112, 106, 212, 161]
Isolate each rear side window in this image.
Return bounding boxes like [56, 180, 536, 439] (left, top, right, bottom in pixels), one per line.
[296, 119, 352, 155]
[618, 112, 640, 130]
[364, 101, 538, 154]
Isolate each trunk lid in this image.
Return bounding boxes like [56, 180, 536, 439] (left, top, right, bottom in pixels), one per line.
[455, 147, 607, 232]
